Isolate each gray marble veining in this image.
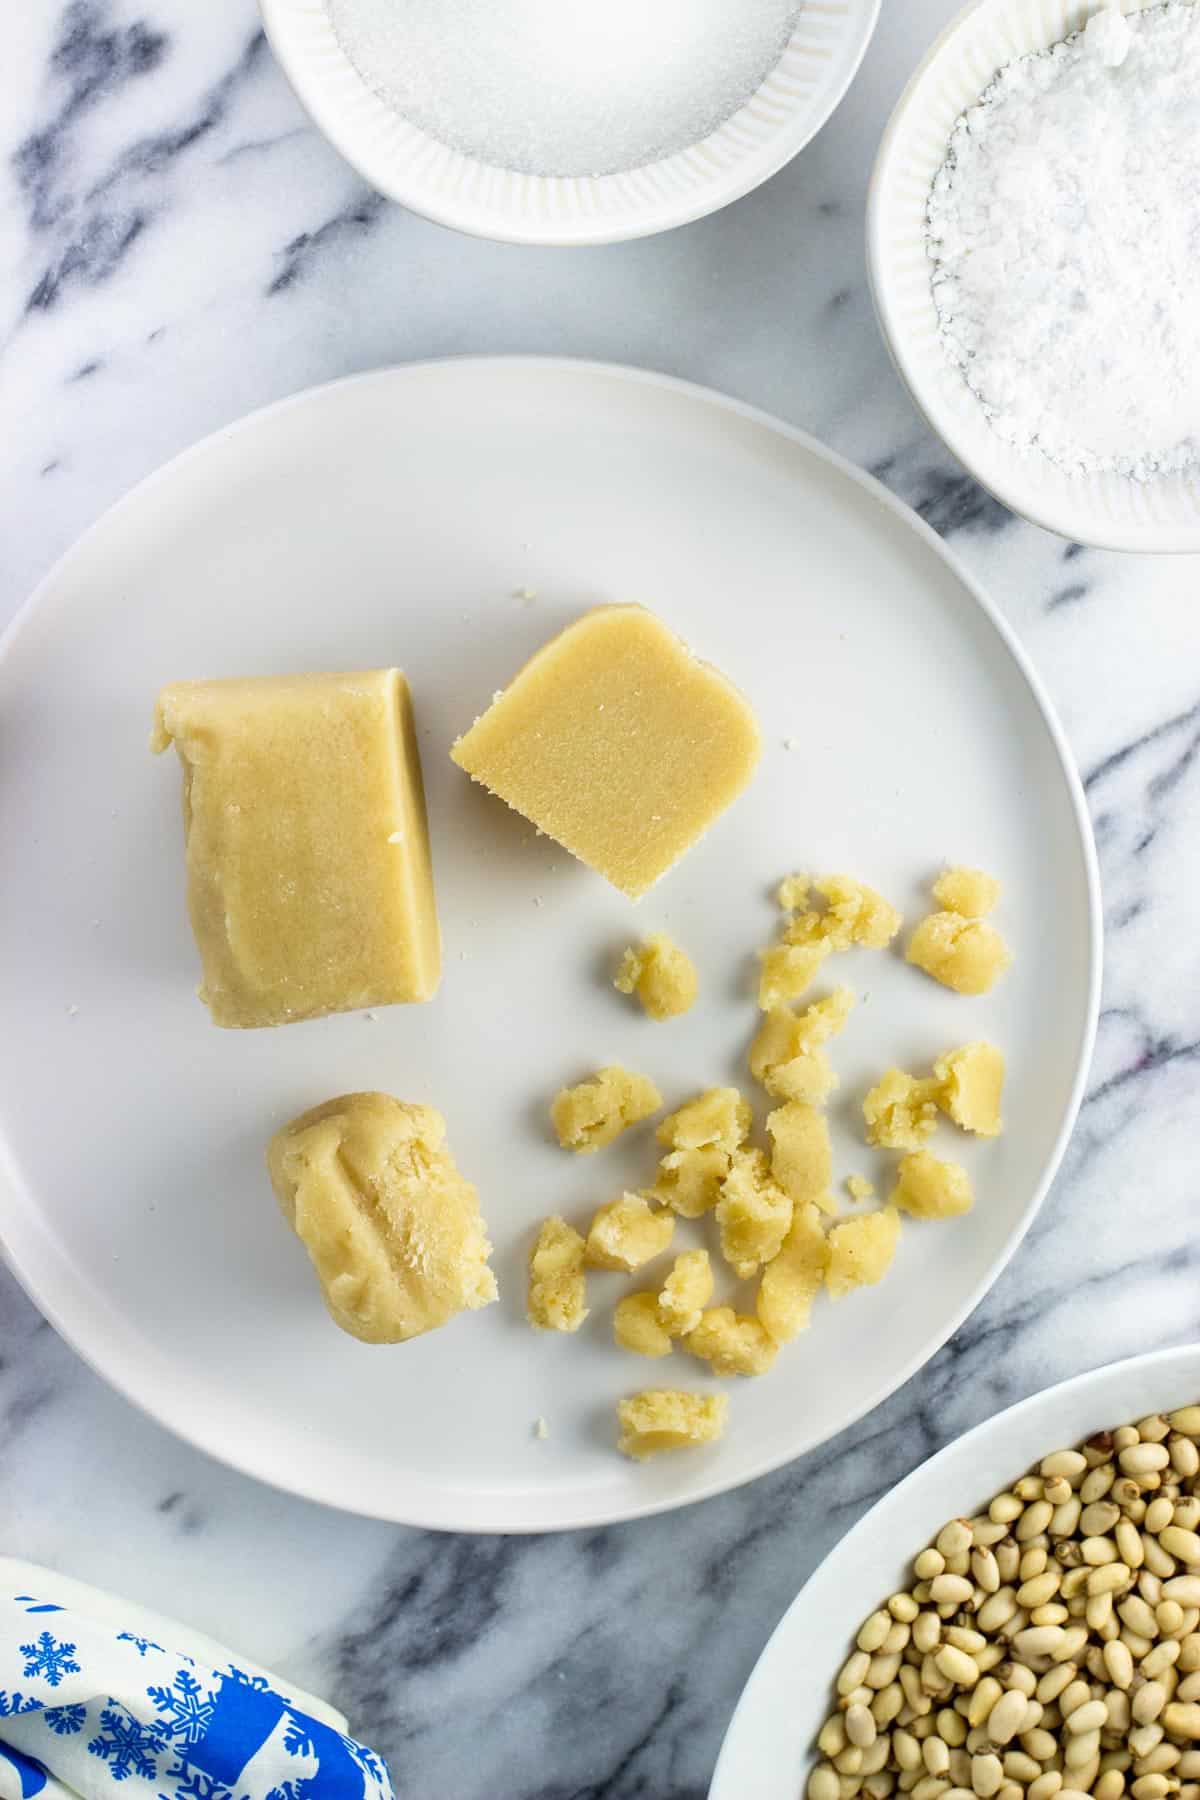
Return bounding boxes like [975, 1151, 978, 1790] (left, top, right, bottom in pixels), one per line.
[2, 2, 1199, 1796]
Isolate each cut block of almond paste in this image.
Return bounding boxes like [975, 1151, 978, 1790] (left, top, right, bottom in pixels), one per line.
[450, 604, 761, 898]
[153, 670, 439, 1027]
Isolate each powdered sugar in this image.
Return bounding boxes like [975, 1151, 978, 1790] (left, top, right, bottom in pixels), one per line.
[926, 2, 1200, 481]
[328, 0, 802, 178]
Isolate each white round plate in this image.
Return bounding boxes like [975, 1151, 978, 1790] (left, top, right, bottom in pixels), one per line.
[0, 359, 1099, 1533]
[710, 1344, 1200, 1799]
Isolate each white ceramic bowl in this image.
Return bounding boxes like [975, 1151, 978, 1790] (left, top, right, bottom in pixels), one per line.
[867, 0, 1200, 554]
[259, 0, 880, 246]
[712, 1343, 1200, 1799]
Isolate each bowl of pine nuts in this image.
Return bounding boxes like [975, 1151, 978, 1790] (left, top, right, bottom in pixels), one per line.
[711, 1344, 1200, 1800]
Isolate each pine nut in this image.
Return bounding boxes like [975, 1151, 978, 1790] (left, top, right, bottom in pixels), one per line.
[861, 1612, 894, 1653]
[1038, 1663, 1079, 1703]
[979, 1592, 1020, 1634]
[973, 1754, 1004, 1796]
[918, 1550, 947, 1581]
[974, 1551, 1002, 1595]
[1121, 1595, 1160, 1636]
[987, 1691, 1029, 1745]
[841, 1652, 873, 1696]
[848, 1706, 879, 1748]
[1167, 1582, 1200, 1610]
[876, 1687, 907, 1729]
[1057, 1628, 1091, 1664]
[1106, 1641, 1136, 1689]
[1161, 1529, 1200, 1566]
[1159, 1602, 1187, 1638]
[1019, 1505, 1055, 1543]
[1020, 1573, 1064, 1609]
[1133, 1683, 1168, 1725]
[1181, 1676, 1200, 1704]
[1085, 1537, 1121, 1566]
[1029, 1776, 1063, 1800]
[1118, 1521, 1147, 1568]
[1164, 1704, 1200, 1740]
[938, 1522, 976, 1559]
[1132, 1747, 1177, 1776]
[1014, 1626, 1067, 1662]
[968, 1679, 1004, 1729]
[1145, 1541, 1179, 1579]
[1091, 1564, 1134, 1596]
[1122, 1447, 1171, 1478]
[1085, 1504, 1124, 1537]
[938, 1649, 982, 1690]
[932, 1577, 975, 1607]
[812, 1766, 843, 1800]
[1066, 1730, 1102, 1769]
[911, 1778, 950, 1800]
[1131, 1777, 1171, 1800]
[1023, 1728, 1058, 1761]
[1143, 1643, 1181, 1679]
[1043, 1451, 1089, 1482]
[991, 1496, 1024, 1526]
[823, 1717, 850, 1756]
[1139, 1418, 1172, 1445]
[915, 1615, 944, 1655]
[1145, 1499, 1176, 1536]
[1095, 1775, 1127, 1800]
[924, 1740, 951, 1778]
[1068, 1701, 1111, 1735]
[1170, 1440, 1200, 1481]
[1083, 1467, 1118, 1505]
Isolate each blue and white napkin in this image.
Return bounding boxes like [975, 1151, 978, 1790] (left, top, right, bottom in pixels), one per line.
[0, 1561, 392, 1800]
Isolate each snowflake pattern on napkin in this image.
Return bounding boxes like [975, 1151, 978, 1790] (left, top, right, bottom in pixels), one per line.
[0, 1594, 392, 1800]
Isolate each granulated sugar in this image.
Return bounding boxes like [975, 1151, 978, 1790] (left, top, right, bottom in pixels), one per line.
[926, 2, 1200, 481]
[328, 0, 803, 178]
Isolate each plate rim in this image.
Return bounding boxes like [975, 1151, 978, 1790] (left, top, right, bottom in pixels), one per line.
[708, 1342, 1200, 1798]
[0, 356, 1103, 1532]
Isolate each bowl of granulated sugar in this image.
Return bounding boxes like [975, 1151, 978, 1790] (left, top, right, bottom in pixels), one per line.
[259, 0, 880, 245]
[869, 0, 1200, 552]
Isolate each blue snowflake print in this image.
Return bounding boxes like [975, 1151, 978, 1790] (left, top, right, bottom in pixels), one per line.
[20, 1632, 80, 1687]
[0, 1691, 43, 1718]
[161, 1757, 232, 1800]
[44, 1703, 86, 1735]
[118, 1634, 163, 1659]
[282, 1722, 314, 1759]
[88, 1704, 166, 1781]
[349, 1740, 383, 1784]
[146, 1669, 214, 1748]
[225, 1665, 273, 1694]
[266, 1782, 306, 1800]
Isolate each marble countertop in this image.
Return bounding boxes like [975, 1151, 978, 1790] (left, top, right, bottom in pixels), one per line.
[3, 3, 1199, 1795]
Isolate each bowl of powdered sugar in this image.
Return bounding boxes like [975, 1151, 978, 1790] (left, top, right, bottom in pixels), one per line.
[868, 0, 1200, 551]
[258, 0, 880, 245]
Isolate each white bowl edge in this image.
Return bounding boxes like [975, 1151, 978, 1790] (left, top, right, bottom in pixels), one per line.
[866, 0, 1200, 553]
[258, 0, 882, 246]
[712, 1342, 1200, 1799]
